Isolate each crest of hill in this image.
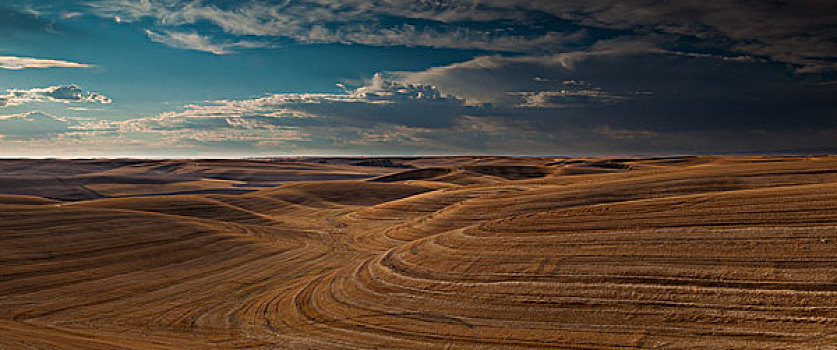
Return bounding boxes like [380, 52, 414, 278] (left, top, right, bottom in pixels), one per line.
[255, 181, 438, 206]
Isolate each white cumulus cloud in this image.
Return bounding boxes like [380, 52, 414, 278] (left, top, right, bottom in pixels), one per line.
[0, 85, 112, 107]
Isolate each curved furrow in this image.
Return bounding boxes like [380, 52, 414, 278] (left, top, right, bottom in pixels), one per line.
[320, 184, 837, 348]
[3, 157, 837, 348]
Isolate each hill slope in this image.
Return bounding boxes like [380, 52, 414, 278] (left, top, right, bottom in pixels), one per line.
[1, 156, 836, 348]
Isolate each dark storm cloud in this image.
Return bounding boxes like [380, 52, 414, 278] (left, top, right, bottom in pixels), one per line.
[398, 43, 836, 132]
[561, 54, 837, 132]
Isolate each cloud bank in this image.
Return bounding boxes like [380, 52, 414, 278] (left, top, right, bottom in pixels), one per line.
[5, 60, 828, 156]
[92, 73, 470, 135]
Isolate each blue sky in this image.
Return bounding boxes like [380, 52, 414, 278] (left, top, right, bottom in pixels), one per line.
[0, 0, 835, 157]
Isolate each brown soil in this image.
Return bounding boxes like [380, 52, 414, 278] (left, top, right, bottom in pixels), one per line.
[1, 156, 836, 349]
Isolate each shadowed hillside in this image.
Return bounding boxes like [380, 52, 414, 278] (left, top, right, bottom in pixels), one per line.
[1, 156, 836, 349]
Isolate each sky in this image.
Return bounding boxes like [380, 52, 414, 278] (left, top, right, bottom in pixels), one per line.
[0, 0, 835, 157]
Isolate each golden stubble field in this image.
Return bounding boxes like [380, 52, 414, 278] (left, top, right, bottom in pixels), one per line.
[1, 156, 836, 349]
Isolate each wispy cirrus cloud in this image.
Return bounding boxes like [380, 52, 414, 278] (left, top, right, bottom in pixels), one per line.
[0, 56, 93, 70]
[144, 29, 274, 54]
[0, 85, 111, 107]
[84, 0, 837, 71]
[87, 0, 591, 53]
